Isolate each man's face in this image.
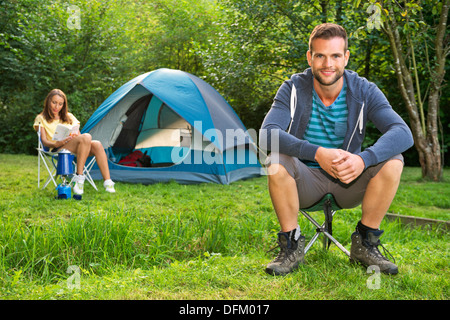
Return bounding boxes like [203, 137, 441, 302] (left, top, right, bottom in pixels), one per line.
[307, 37, 349, 87]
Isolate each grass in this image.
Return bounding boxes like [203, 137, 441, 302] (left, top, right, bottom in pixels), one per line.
[0, 153, 448, 300]
[390, 168, 450, 221]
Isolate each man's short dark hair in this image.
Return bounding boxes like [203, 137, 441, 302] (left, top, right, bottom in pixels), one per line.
[309, 23, 348, 52]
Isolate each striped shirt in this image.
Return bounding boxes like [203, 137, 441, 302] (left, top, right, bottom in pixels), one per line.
[302, 79, 348, 168]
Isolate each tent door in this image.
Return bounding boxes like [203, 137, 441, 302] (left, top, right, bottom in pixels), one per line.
[112, 94, 152, 153]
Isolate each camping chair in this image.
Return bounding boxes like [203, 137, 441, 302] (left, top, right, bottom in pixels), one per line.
[36, 124, 98, 191]
[300, 193, 350, 257]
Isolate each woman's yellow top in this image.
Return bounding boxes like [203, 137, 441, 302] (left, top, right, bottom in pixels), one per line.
[33, 113, 80, 141]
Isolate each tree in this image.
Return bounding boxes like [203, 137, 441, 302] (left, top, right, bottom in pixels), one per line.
[363, 0, 448, 181]
[127, 0, 222, 75]
[0, 0, 136, 154]
[204, 0, 361, 129]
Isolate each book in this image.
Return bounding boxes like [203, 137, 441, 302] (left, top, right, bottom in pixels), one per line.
[53, 124, 80, 141]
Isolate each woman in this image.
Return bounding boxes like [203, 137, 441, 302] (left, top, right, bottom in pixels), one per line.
[34, 89, 115, 194]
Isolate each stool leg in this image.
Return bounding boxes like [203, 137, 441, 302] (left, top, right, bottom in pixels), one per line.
[304, 229, 321, 254]
[300, 209, 350, 257]
[301, 210, 324, 254]
[322, 231, 350, 257]
[323, 200, 333, 250]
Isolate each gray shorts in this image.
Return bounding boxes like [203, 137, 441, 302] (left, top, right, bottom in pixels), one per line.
[267, 153, 404, 209]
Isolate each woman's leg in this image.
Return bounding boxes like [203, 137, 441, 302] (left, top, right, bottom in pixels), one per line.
[64, 134, 115, 193]
[64, 133, 92, 175]
[89, 140, 115, 192]
[65, 134, 110, 180]
[89, 140, 111, 181]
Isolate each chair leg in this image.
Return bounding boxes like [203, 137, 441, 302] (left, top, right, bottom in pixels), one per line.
[323, 199, 333, 250]
[43, 170, 57, 189]
[304, 226, 321, 254]
[39, 152, 57, 189]
[84, 157, 98, 191]
[38, 151, 41, 189]
[302, 210, 326, 254]
[300, 209, 350, 257]
[69, 157, 98, 191]
[322, 230, 350, 257]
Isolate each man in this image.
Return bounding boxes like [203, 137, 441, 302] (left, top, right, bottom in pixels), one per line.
[260, 23, 413, 276]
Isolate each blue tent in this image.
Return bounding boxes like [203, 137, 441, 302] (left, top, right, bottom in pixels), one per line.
[81, 68, 262, 184]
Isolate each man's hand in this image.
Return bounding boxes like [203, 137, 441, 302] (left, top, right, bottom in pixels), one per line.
[315, 147, 365, 184]
[314, 147, 345, 179]
[331, 150, 365, 184]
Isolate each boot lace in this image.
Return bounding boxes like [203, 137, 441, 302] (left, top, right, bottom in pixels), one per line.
[267, 241, 296, 263]
[367, 239, 396, 264]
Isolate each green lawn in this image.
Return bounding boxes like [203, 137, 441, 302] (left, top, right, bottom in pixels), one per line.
[0, 153, 448, 300]
[390, 168, 449, 221]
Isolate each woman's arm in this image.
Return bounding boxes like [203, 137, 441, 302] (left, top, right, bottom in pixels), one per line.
[38, 126, 73, 149]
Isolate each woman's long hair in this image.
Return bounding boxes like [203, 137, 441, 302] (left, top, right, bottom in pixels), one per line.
[41, 89, 72, 124]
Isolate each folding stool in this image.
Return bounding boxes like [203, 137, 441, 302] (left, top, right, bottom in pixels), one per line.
[300, 193, 350, 257]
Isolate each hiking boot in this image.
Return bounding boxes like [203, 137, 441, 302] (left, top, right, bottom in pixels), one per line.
[72, 174, 85, 195]
[350, 229, 398, 275]
[265, 232, 305, 276]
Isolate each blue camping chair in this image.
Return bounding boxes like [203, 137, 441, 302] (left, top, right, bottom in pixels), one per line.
[36, 124, 98, 190]
[300, 193, 350, 257]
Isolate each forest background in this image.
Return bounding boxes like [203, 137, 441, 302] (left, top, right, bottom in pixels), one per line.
[0, 0, 448, 178]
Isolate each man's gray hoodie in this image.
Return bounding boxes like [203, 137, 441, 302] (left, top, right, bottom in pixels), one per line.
[260, 68, 414, 168]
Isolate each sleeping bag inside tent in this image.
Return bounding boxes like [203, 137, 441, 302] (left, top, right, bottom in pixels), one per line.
[81, 68, 262, 184]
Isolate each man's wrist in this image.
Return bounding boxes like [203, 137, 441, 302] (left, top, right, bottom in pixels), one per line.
[356, 153, 367, 169]
[314, 146, 324, 162]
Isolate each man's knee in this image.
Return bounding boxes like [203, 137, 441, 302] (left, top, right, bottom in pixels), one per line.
[268, 163, 287, 177]
[266, 153, 295, 177]
[377, 158, 404, 183]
